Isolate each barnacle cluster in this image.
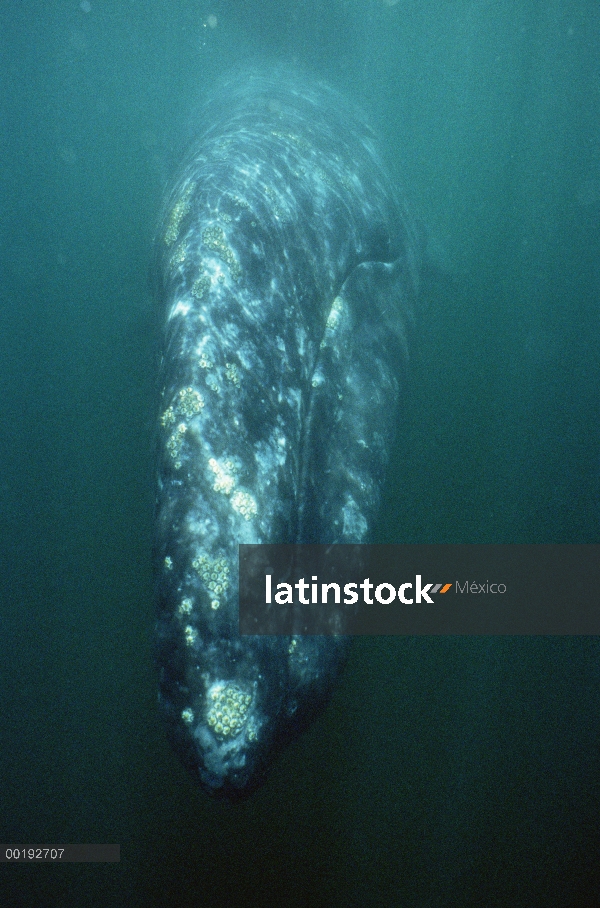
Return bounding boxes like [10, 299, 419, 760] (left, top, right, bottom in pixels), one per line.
[231, 490, 257, 521]
[270, 129, 310, 153]
[192, 274, 211, 300]
[225, 362, 241, 386]
[326, 295, 344, 331]
[169, 242, 187, 267]
[202, 224, 242, 280]
[320, 296, 345, 350]
[208, 457, 237, 495]
[166, 422, 187, 469]
[230, 194, 251, 210]
[177, 387, 204, 418]
[206, 682, 252, 739]
[263, 184, 285, 220]
[160, 406, 176, 428]
[192, 553, 230, 611]
[199, 350, 218, 391]
[184, 625, 198, 647]
[161, 388, 204, 457]
[205, 459, 255, 520]
[164, 181, 196, 246]
[178, 597, 193, 616]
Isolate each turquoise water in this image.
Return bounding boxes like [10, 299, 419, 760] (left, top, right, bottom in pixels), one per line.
[1, 1, 599, 905]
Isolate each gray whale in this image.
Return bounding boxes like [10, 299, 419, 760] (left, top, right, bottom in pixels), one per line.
[153, 70, 421, 798]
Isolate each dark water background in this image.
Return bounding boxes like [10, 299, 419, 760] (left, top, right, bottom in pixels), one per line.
[1, 1, 599, 905]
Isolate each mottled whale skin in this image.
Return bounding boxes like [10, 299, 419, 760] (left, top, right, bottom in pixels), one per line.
[153, 70, 420, 799]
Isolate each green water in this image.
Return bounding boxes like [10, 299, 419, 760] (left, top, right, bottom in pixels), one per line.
[0, 1, 598, 905]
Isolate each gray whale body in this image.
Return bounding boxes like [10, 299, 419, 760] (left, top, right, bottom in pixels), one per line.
[153, 70, 420, 798]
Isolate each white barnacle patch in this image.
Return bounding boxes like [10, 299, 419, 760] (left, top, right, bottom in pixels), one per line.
[160, 406, 176, 427]
[184, 625, 198, 646]
[320, 295, 345, 349]
[208, 457, 237, 494]
[198, 351, 213, 370]
[177, 386, 204, 418]
[326, 295, 344, 331]
[341, 495, 368, 540]
[169, 242, 187, 268]
[192, 553, 230, 613]
[164, 180, 196, 246]
[181, 708, 194, 725]
[166, 422, 187, 468]
[162, 388, 204, 466]
[178, 597, 193, 616]
[225, 362, 241, 386]
[206, 681, 252, 739]
[192, 274, 211, 300]
[202, 224, 242, 281]
[231, 490, 257, 521]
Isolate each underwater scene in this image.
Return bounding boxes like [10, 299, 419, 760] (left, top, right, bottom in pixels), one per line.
[0, 1, 599, 905]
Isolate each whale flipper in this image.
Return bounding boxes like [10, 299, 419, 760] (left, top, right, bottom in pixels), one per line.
[300, 257, 418, 544]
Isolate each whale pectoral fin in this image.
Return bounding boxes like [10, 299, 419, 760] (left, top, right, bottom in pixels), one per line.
[299, 256, 417, 543]
[340, 255, 418, 361]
